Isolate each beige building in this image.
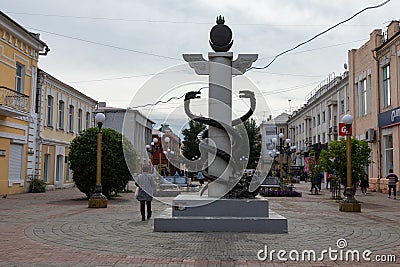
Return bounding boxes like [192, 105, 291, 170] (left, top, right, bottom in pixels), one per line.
[36, 69, 97, 189]
[0, 11, 49, 195]
[349, 21, 400, 191]
[288, 72, 349, 160]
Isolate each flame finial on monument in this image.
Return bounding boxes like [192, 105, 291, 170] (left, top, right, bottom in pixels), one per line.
[216, 15, 225, 24]
[209, 15, 233, 52]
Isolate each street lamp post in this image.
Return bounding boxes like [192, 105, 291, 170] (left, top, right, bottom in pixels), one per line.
[285, 138, 291, 183]
[278, 133, 284, 181]
[192, 155, 198, 172]
[271, 138, 278, 176]
[164, 136, 170, 172]
[339, 114, 361, 212]
[88, 113, 107, 208]
[240, 156, 248, 172]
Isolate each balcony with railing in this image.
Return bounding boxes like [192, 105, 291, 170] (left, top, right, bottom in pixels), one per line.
[0, 86, 30, 116]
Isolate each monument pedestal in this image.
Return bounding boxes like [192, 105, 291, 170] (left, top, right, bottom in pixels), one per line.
[154, 195, 287, 233]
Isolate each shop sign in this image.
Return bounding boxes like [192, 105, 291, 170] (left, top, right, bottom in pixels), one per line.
[378, 106, 400, 128]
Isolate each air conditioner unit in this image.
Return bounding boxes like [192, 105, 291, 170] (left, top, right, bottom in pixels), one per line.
[365, 128, 376, 142]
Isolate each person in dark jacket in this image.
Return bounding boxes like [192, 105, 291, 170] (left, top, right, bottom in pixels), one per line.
[360, 176, 369, 196]
[135, 166, 157, 221]
[386, 169, 399, 199]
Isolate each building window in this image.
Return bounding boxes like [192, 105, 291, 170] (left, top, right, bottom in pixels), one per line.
[8, 144, 23, 183]
[15, 63, 25, 93]
[58, 100, 65, 130]
[43, 154, 51, 183]
[56, 155, 63, 182]
[86, 112, 91, 129]
[322, 133, 326, 143]
[322, 111, 325, 123]
[78, 109, 83, 133]
[360, 79, 367, 116]
[340, 100, 345, 114]
[384, 135, 393, 175]
[65, 161, 70, 182]
[68, 105, 74, 133]
[367, 74, 372, 114]
[46, 96, 54, 127]
[317, 114, 321, 125]
[382, 65, 391, 108]
[313, 117, 316, 127]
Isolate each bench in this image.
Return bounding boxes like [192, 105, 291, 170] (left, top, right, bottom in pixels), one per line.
[260, 177, 281, 191]
[160, 176, 190, 190]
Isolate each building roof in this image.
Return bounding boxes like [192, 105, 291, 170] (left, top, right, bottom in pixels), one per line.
[39, 69, 97, 104]
[274, 112, 290, 124]
[0, 11, 48, 49]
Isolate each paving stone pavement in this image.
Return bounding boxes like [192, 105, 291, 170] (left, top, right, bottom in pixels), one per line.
[0, 182, 399, 266]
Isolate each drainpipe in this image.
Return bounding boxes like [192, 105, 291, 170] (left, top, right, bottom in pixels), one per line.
[372, 49, 382, 192]
[38, 45, 50, 56]
[34, 71, 46, 180]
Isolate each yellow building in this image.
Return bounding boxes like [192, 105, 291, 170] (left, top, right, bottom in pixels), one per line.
[36, 70, 97, 190]
[0, 11, 49, 195]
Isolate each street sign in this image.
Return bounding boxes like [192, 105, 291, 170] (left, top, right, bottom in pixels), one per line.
[339, 123, 352, 136]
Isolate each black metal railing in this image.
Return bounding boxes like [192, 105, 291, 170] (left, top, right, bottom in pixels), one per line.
[0, 86, 30, 113]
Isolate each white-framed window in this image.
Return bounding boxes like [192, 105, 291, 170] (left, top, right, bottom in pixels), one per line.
[384, 135, 393, 175]
[360, 79, 367, 116]
[86, 112, 91, 129]
[43, 154, 51, 183]
[46, 96, 54, 127]
[367, 74, 372, 114]
[382, 65, 391, 108]
[78, 109, 83, 133]
[65, 159, 70, 182]
[68, 105, 74, 133]
[58, 100, 65, 130]
[15, 63, 25, 93]
[55, 155, 63, 182]
[340, 100, 345, 114]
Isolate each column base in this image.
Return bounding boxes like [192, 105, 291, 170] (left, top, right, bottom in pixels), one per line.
[339, 202, 361, 212]
[88, 193, 108, 208]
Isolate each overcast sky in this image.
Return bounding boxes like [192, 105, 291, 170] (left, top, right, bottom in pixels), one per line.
[2, 0, 398, 132]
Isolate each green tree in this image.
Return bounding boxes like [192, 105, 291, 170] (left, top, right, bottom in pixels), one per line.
[318, 138, 371, 186]
[181, 120, 206, 160]
[308, 150, 322, 185]
[69, 127, 138, 199]
[242, 118, 261, 169]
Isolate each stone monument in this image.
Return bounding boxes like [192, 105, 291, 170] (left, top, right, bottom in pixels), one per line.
[154, 16, 287, 233]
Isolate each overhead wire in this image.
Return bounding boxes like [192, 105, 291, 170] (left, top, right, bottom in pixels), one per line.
[5, 11, 380, 27]
[21, 0, 391, 110]
[248, 0, 390, 70]
[27, 27, 182, 61]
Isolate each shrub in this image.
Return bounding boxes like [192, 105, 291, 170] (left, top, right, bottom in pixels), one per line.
[69, 127, 138, 199]
[29, 178, 46, 193]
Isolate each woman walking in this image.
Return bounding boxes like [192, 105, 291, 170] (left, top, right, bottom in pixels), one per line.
[135, 165, 157, 221]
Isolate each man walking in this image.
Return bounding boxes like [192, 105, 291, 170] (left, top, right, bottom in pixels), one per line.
[386, 169, 399, 200]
